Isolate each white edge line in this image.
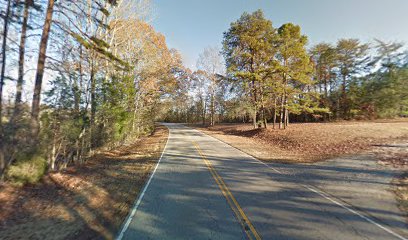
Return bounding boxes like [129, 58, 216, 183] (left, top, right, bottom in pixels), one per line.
[304, 185, 408, 240]
[116, 126, 170, 240]
[191, 127, 408, 240]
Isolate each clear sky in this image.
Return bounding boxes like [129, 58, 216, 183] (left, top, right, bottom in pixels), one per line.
[151, 0, 408, 69]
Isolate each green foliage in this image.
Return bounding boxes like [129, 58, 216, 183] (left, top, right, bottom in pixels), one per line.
[353, 67, 408, 118]
[336, 39, 370, 78]
[277, 23, 318, 116]
[222, 10, 277, 102]
[6, 153, 47, 186]
[223, 9, 276, 76]
[310, 38, 407, 120]
[45, 76, 75, 108]
[277, 23, 312, 84]
[225, 99, 253, 121]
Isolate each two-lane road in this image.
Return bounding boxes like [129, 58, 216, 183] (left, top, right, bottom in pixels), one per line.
[118, 123, 408, 240]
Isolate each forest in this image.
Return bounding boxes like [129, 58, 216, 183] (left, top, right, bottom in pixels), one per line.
[0, 2, 407, 184]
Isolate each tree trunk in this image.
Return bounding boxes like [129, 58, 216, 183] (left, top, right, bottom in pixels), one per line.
[280, 70, 288, 129]
[283, 93, 289, 129]
[90, 62, 96, 148]
[14, 0, 30, 115]
[90, 64, 96, 122]
[51, 133, 57, 170]
[341, 74, 347, 118]
[279, 95, 285, 129]
[210, 94, 215, 126]
[202, 99, 206, 125]
[260, 91, 267, 128]
[78, 45, 84, 109]
[324, 72, 328, 99]
[253, 108, 257, 129]
[273, 97, 277, 129]
[31, 0, 55, 139]
[262, 108, 267, 129]
[73, 75, 80, 114]
[132, 92, 140, 133]
[0, 0, 12, 126]
[260, 103, 266, 128]
[251, 77, 258, 129]
[0, 0, 12, 179]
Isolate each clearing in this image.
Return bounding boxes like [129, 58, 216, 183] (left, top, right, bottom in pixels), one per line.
[196, 120, 408, 163]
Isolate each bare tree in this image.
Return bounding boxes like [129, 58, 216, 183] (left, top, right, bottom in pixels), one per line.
[196, 46, 224, 126]
[14, 0, 35, 117]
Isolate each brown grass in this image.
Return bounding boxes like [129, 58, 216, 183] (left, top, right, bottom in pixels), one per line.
[197, 120, 408, 163]
[0, 125, 168, 240]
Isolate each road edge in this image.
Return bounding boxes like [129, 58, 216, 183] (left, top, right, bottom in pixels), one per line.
[116, 125, 170, 240]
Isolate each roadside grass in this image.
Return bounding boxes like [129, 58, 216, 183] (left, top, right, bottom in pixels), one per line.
[0, 125, 168, 240]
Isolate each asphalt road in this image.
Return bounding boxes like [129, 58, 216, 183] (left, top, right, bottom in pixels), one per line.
[118, 123, 408, 240]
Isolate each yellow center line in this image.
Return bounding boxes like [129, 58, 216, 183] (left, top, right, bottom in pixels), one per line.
[193, 142, 261, 240]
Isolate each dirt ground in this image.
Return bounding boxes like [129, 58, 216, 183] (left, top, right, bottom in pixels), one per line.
[0, 126, 168, 240]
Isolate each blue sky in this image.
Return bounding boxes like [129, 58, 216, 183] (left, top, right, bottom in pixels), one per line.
[151, 0, 408, 69]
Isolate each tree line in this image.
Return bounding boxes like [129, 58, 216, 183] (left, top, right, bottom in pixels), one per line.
[0, 0, 184, 183]
[165, 10, 408, 128]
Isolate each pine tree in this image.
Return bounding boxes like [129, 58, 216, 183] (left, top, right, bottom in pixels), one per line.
[276, 23, 314, 128]
[310, 42, 338, 119]
[335, 39, 370, 119]
[222, 10, 277, 128]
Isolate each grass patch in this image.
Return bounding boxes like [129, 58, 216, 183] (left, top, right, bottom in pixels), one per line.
[6, 154, 47, 186]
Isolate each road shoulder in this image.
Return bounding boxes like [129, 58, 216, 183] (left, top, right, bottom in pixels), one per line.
[0, 126, 169, 240]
